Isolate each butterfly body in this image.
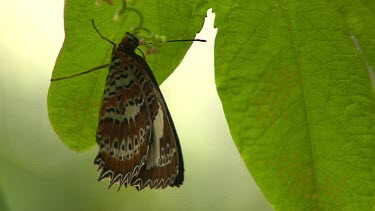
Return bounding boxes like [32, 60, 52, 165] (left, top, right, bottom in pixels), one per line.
[94, 32, 184, 190]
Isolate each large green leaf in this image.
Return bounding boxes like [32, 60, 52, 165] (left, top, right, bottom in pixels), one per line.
[48, 0, 375, 210]
[210, 0, 375, 210]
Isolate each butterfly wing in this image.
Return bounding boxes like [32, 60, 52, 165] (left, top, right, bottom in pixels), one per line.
[129, 54, 184, 190]
[95, 49, 184, 190]
[94, 52, 153, 188]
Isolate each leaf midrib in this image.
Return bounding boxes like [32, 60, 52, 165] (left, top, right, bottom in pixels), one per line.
[277, 0, 320, 206]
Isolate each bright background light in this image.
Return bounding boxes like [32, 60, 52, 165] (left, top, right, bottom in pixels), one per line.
[0, 1, 272, 211]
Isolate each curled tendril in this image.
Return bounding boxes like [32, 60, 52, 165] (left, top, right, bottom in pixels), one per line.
[96, 0, 170, 54]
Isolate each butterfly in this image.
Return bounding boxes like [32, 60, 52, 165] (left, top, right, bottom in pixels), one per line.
[94, 32, 184, 190]
[51, 20, 205, 190]
[93, 31, 184, 190]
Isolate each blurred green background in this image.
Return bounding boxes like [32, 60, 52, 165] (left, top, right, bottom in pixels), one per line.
[0, 1, 272, 210]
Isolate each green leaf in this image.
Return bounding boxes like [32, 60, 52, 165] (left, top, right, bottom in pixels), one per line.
[48, 0, 207, 151]
[48, 0, 375, 210]
[211, 0, 375, 210]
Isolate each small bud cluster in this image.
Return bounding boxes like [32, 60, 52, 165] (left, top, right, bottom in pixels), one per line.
[138, 35, 167, 55]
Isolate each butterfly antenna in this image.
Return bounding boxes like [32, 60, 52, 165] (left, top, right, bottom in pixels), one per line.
[91, 19, 117, 47]
[166, 39, 206, 43]
[148, 39, 206, 45]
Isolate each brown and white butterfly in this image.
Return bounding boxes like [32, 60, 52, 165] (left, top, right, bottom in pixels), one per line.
[93, 31, 184, 190]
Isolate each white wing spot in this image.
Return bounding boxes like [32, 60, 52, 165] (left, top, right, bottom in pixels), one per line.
[146, 102, 164, 170]
[125, 100, 141, 122]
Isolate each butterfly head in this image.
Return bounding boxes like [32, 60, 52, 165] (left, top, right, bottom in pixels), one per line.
[119, 32, 139, 52]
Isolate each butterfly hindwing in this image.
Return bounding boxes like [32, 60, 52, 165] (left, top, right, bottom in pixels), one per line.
[129, 54, 184, 189]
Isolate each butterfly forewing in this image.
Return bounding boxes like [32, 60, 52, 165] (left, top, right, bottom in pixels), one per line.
[95, 51, 152, 188]
[95, 32, 184, 190]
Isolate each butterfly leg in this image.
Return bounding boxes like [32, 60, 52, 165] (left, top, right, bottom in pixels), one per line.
[136, 48, 146, 59]
[51, 64, 110, 81]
